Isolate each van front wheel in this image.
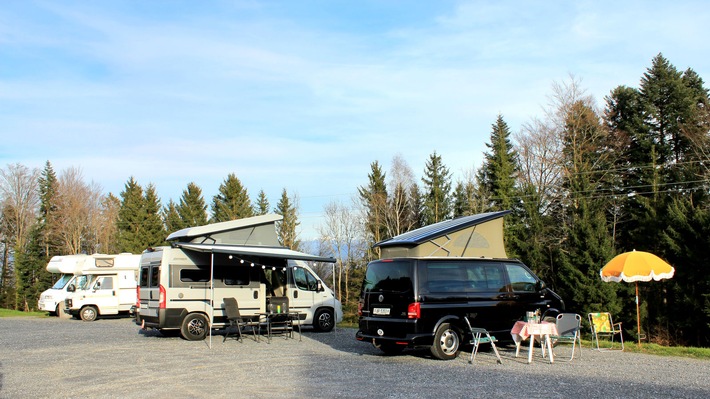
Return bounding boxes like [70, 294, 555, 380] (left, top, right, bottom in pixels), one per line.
[181, 313, 209, 341]
[313, 308, 334, 332]
[431, 323, 461, 360]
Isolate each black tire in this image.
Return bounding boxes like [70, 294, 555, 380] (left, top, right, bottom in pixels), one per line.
[430, 322, 461, 360]
[313, 308, 335, 332]
[376, 341, 405, 356]
[180, 313, 209, 341]
[80, 306, 98, 322]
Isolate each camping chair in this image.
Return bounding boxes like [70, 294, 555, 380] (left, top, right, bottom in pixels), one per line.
[588, 312, 624, 351]
[464, 317, 502, 364]
[550, 313, 582, 361]
[223, 297, 258, 342]
[266, 296, 293, 343]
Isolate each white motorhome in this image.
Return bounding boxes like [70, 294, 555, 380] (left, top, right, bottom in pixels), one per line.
[38, 255, 92, 316]
[62, 253, 141, 321]
[135, 214, 343, 341]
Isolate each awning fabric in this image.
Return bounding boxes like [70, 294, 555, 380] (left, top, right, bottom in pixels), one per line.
[176, 243, 336, 263]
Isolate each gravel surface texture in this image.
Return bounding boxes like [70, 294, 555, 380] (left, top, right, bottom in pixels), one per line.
[1, 317, 709, 398]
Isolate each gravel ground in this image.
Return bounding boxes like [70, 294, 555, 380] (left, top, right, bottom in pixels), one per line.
[1, 316, 709, 399]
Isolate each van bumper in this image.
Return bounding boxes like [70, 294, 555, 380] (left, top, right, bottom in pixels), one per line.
[355, 329, 433, 347]
[135, 308, 188, 330]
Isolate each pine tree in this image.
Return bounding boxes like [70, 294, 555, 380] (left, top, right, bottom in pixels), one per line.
[275, 188, 300, 250]
[117, 177, 147, 254]
[211, 173, 253, 222]
[162, 200, 183, 234]
[143, 184, 166, 248]
[478, 115, 519, 211]
[37, 161, 59, 258]
[254, 190, 270, 215]
[421, 151, 452, 224]
[357, 161, 388, 255]
[177, 182, 208, 227]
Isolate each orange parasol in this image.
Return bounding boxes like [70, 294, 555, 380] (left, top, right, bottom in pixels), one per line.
[600, 250, 675, 346]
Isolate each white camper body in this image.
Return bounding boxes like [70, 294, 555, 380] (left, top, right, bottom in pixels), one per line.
[38, 255, 92, 315]
[60, 253, 141, 321]
[135, 214, 343, 341]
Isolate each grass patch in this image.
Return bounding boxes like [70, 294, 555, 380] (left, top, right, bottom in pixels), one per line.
[582, 338, 710, 360]
[0, 308, 48, 318]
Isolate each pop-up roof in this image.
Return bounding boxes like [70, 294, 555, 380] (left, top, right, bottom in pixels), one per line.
[374, 210, 511, 259]
[165, 213, 336, 263]
[167, 214, 282, 246]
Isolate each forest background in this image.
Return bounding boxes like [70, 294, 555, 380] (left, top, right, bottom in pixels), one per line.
[2, 54, 709, 347]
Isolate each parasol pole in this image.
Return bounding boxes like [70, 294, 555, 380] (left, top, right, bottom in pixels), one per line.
[636, 281, 641, 348]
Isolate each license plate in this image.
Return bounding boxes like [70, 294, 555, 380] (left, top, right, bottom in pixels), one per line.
[372, 307, 390, 316]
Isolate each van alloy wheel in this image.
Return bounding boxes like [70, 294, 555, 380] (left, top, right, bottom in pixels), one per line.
[181, 313, 209, 341]
[431, 323, 461, 360]
[314, 308, 334, 332]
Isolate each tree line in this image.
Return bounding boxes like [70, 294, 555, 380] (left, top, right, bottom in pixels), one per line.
[2, 54, 708, 346]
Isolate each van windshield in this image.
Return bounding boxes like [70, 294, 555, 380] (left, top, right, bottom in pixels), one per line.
[363, 261, 413, 293]
[51, 274, 72, 289]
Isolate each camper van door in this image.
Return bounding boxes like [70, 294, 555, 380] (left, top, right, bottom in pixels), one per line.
[90, 275, 119, 314]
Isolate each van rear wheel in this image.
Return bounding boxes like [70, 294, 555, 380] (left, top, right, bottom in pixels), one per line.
[431, 323, 461, 360]
[181, 313, 209, 341]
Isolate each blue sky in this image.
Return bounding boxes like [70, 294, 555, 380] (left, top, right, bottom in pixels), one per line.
[2, 1, 709, 240]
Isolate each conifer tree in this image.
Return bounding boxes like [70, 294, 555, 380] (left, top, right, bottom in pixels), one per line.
[357, 161, 388, 256]
[117, 177, 147, 254]
[275, 188, 300, 250]
[421, 151, 452, 224]
[254, 190, 270, 215]
[143, 184, 166, 248]
[162, 200, 183, 234]
[211, 173, 253, 222]
[177, 182, 208, 228]
[478, 115, 519, 211]
[37, 161, 59, 258]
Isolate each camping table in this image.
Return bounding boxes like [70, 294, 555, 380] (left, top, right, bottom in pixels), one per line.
[510, 321, 558, 364]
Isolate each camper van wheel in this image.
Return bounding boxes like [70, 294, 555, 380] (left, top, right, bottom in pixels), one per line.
[313, 308, 334, 332]
[80, 306, 98, 322]
[181, 313, 209, 341]
[431, 323, 461, 360]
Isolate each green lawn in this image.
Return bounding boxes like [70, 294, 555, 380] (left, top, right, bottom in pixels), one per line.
[0, 308, 48, 318]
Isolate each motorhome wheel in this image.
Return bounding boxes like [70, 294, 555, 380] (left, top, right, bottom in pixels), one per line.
[80, 306, 98, 322]
[313, 308, 334, 332]
[181, 313, 209, 341]
[430, 323, 461, 360]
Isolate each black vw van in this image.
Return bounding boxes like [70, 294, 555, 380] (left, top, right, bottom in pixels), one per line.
[355, 211, 564, 360]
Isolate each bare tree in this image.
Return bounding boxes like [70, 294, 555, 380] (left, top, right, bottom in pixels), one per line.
[385, 154, 417, 237]
[0, 163, 40, 308]
[54, 167, 104, 254]
[316, 199, 366, 304]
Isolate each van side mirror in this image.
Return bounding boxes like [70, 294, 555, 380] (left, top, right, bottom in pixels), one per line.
[317, 281, 324, 292]
[536, 281, 547, 291]
[67, 284, 75, 293]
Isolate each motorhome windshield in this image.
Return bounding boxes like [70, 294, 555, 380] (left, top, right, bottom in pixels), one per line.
[51, 274, 73, 290]
[363, 261, 413, 293]
[74, 275, 90, 290]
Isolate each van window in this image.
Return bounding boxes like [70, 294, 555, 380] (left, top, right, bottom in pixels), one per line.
[363, 261, 413, 293]
[95, 276, 113, 290]
[180, 268, 210, 283]
[75, 275, 89, 290]
[293, 267, 318, 291]
[140, 267, 150, 288]
[149, 265, 160, 287]
[214, 266, 250, 286]
[505, 264, 537, 292]
[425, 261, 506, 293]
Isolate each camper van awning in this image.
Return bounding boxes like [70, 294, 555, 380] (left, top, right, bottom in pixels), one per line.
[176, 243, 336, 263]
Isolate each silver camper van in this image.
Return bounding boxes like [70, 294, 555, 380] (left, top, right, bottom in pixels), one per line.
[135, 214, 343, 340]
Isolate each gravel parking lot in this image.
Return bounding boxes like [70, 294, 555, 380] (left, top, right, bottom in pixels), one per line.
[1, 316, 709, 398]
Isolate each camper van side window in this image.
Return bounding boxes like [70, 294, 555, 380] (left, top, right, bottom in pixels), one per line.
[293, 267, 318, 291]
[505, 264, 537, 292]
[180, 268, 210, 283]
[149, 266, 160, 288]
